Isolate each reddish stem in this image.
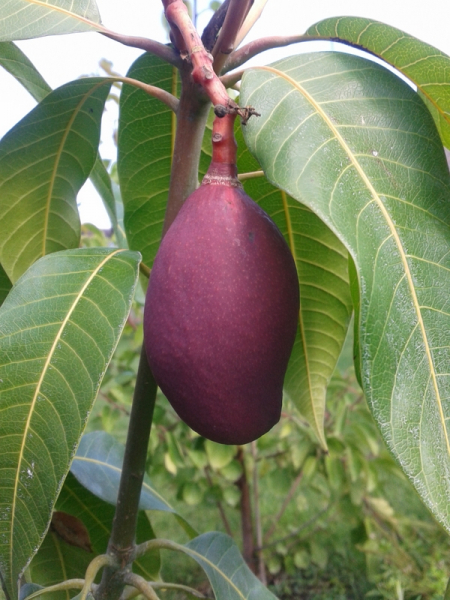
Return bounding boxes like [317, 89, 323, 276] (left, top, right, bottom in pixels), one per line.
[202, 113, 242, 187]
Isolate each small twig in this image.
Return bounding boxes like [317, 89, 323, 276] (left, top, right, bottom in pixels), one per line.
[224, 34, 309, 73]
[101, 29, 181, 68]
[233, 0, 269, 49]
[118, 76, 179, 113]
[201, 0, 231, 52]
[264, 470, 303, 543]
[204, 467, 233, 537]
[80, 555, 115, 600]
[21, 580, 85, 600]
[251, 442, 266, 584]
[238, 170, 264, 182]
[123, 574, 211, 600]
[211, 0, 253, 73]
[139, 262, 151, 278]
[122, 573, 161, 600]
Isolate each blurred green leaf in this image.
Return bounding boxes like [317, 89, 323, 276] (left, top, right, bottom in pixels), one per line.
[0, 0, 102, 42]
[0, 248, 140, 599]
[305, 17, 450, 147]
[71, 431, 198, 538]
[241, 51, 450, 535]
[0, 42, 51, 101]
[183, 532, 278, 599]
[0, 78, 113, 282]
[205, 440, 235, 470]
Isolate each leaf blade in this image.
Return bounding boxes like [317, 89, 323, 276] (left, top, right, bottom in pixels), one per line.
[240, 52, 450, 532]
[0, 77, 113, 282]
[0, 247, 140, 599]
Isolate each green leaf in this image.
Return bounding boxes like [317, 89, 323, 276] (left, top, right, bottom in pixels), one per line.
[28, 472, 160, 593]
[0, 0, 102, 42]
[0, 77, 113, 283]
[240, 53, 450, 532]
[0, 42, 51, 101]
[0, 263, 11, 307]
[182, 532, 278, 600]
[71, 431, 198, 538]
[0, 247, 140, 599]
[236, 126, 352, 449]
[305, 17, 450, 148]
[118, 53, 178, 268]
[89, 158, 120, 240]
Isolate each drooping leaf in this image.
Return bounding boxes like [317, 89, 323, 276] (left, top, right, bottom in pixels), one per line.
[0, 263, 11, 307]
[27, 473, 159, 595]
[0, 247, 140, 599]
[0, 42, 51, 101]
[0, 78, 113, 283]
[236, 125, 352, 449]
[0, 0, 102, 42]
[182, 532, 278, 600]
[89, 158, 120, 238]
[71, 431, 197, 538]
[305, 17, 450, 148]
[240, 52, 450, 532]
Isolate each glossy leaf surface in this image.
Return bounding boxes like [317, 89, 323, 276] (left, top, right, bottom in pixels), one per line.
[240, 52, 450, 531]
[0, 0, 102, 42]
[183, 532, 277, 600]
[71, 431, 197, 538]
[236, 126, 352, 448]
[0, 248, 140, 599]
[305, 17, 450, 147]
[0, 78, 112, 283]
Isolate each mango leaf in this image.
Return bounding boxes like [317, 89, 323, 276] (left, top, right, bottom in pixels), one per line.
[305, 17, 450, 148]
[0, 0, 102, 42]
[27, 473, 159, 596]
[0, 77, 113, 283]
[0, 247, 140, 599]
[0, 46, 119, 243]
[0, 263, 11, 307]
[182, 532, 278, 600]
[0, 42, 51, 101]
[236, 126, 352, 449]
[71, 431, 198, 538]
[118, 53, 212, 268]
[240, 52, 450, 533]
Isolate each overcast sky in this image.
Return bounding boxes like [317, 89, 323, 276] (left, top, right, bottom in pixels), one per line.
[1, 0, 449, 227]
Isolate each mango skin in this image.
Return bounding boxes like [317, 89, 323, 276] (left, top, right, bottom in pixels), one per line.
[144, 183, 299, 445]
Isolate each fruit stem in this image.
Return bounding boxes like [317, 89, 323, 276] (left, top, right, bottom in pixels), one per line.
[202, 113, 242, 186]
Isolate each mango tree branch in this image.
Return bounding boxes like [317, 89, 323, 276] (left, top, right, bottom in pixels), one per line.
[100, 28, 181, 67]
[201, 0, 231, 52]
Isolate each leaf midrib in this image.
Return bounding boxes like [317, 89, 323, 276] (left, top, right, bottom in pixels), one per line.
[255, 65, 450, 457]
[9, 249, 123, 582]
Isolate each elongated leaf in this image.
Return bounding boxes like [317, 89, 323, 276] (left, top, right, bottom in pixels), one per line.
[71, 431, 197, 538]
[0, 247, 140, 599]
[89, 159, 119, 237]
[182, 532, 277, 600]
[0, 263, 11, 307]
[27, 473, 159, 595]
[0, 0, 102, 42]
[240, 53, 450, 533]
[236, 126, 352, 448]
[0, 42, 51, 101]
[305, 17, 450, 148]
[118, 54, 212, 268]
[0, 77, 113, 283]
[118, 53, 178, 268]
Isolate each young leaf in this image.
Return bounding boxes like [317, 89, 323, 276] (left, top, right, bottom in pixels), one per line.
[0, 0, 102, 42]
[236, 126, 352, 449]
[27, 473, 160, 592]
[182, 532, 278, 600]
[0, 78, 113, 283]
[0, 247, 140, 600]
[71, 431, 198, 538]
[0, 42, 51, 101]
[240, 52, 450, 533]
[305, 17, 450, 148]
